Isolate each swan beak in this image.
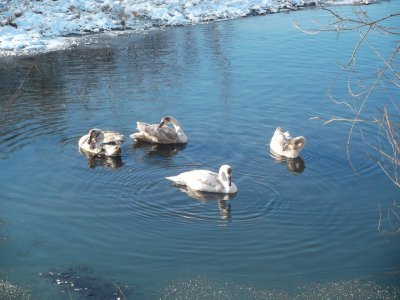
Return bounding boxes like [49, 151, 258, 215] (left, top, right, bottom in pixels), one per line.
[228, 176, 232, 187]
[158, 121, 165, 128]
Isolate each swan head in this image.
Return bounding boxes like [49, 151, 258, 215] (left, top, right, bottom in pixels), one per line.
[88, 128, 102, 144]
[288, 136, 306, 152]
[219, 165, 233, 187]
[158, 116, 180, 128]
[282, 136, 306, 158]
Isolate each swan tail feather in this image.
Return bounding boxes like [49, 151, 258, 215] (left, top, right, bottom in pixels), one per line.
[165, 175, 183, 185]
[130, 132, 143, 140]
[136, 122, 150, 132]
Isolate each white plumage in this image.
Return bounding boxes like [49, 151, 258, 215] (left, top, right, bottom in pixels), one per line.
[269, 127, 306, 158]
[79, 128, 125, 157]
[166, 165, 237, 194]
[130, 116, 187, 144]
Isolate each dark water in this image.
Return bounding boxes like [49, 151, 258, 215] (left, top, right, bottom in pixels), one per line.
[1, 2, 399, 299]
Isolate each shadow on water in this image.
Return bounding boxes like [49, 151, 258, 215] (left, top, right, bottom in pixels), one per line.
[79, 149, 124, 169]
[132, 141, 187, 158]
[173, 185, 236, 221]
[269, 151, 306, 174]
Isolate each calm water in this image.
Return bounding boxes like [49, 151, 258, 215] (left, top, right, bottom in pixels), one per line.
[1, 2, 400, 299]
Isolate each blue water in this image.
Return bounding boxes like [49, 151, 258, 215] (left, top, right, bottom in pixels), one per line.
[1, 2, 399, 299]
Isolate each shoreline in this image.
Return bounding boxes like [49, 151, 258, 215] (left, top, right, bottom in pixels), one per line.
[0, 0, 378, 57]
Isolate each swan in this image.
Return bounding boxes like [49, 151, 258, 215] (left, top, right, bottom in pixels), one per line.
[130, 116, 187, 144]
[269, 127, 306, 158]
[166, 165, 237, 194]
[79, 128, 125, 157]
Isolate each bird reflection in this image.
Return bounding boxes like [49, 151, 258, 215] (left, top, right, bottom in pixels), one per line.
[270, 151, 305, 174]
[218, 200, 231, 221]
[177, 186, 236, 221]
[79, 149, 124, 169]
[132, 141, 187, 158]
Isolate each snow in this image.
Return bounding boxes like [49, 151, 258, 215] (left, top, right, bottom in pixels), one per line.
[0, 0, 378, 56]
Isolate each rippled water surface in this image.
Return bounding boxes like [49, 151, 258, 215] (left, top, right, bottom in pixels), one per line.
[1, 2, 400, 299]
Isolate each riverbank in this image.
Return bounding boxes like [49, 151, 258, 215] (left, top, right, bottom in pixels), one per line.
[0, 0, 377, 56]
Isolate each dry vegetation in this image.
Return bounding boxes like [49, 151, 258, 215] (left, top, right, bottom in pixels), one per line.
[295, 3, 399, 234]
[296, 4, 400, 187]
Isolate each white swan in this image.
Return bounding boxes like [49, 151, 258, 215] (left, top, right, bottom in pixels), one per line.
[166, 165, 237, 194]
[79, 128, 125, 157]
[130, 116, 187, 144]
[269, 127, 306, 158]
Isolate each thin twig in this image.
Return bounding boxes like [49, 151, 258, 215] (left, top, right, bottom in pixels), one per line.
[308, 116, 372, 125]
[390, 207, 400, 222]
[113, 281, 127, 300]
[67, 283, 73, 300]
[378, 161, 400, 188]
[378, 202, 383, 232]
[8, 56, 40, 105]
[343, 25, 372, 69]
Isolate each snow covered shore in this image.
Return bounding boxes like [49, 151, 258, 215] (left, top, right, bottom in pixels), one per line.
[0, 0, 378, 56]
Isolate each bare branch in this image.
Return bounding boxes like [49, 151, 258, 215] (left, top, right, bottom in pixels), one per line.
[299, 4, 400, 236]
[8, 56, 40, 105]
[343, 25, 372, 69]
[113, 281, 127, 300]
[378, 202, 383, 232]
[309, 116, 372, 125]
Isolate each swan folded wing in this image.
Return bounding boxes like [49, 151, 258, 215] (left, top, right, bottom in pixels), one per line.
[136, 122, 177, 143]
[282, 140, 292, 152]
[131, 123, 157, 142]
[79, 141, 102, 156]
[136, 122, 153, 133]
[78, 134, 89, 147]
[79, 135, 98, 152]
[184, 171, 222, 193]
[157, 127, 178, 143]
[99, 140, 118, 146]
[101, 131, 125, 144]
[283, 131, 292, 140]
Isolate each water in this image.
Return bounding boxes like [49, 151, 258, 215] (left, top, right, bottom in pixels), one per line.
[1, 2, 400, 299]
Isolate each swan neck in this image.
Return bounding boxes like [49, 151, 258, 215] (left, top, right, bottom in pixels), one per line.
[172, 123, 181, 132]
[219, 171, 230, 192]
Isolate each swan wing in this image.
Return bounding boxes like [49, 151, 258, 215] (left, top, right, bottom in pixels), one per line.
[136, 122, 154, 133]
[167, 170, 223, 193]
[131, 122, 158, 142]
[134, 122, 177, 143]
[157, 126, 178, 143]
[102, 131, 125, 144]
[78, 134, 90, 148]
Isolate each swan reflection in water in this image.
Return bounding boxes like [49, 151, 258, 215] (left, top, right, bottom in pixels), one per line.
[270, 151, 305, 174]
[177, 186, 236, 221]
[79, 149, 124, 169]
[132, 141, 187, 158]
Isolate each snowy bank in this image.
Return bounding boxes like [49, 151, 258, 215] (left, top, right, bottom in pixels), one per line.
[0, 0, 378, 56]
